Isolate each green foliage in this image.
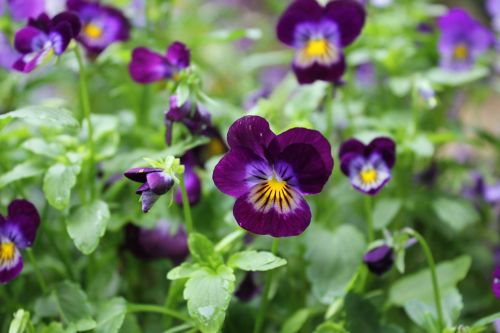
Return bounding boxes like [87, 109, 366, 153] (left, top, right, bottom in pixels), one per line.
[95, 297, 127, 333]
[228, 250, 287, 271]
[52, 281, 96, 331]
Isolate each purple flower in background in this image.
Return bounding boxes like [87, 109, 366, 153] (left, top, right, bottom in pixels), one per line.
[339, 137, 396, 195]
[213, 116, 334, 237]
[1, 0, 45, 21]
[129, 41, 190, 84]
[125, 220, 188, 264]
[189, 129, 228, 167]
[0, 33, 20, 70]
[67, 0, 130, 56]
[355, 62, 376, 88]
[493, 267, 500, 299]
[276, 0, 365, 84]
[363, 244, 394, 275]
[164, 95, 211, 146]
[235, 272, 261, 302]
[463, 172, 500, 206]
[244, 66, 288, 110]
[0, 200, 40, 284]
[437, 8, 494, 71]
[174, 163, 201, 206]
[487, 0, 500, 31]
[124, 168, 174, 213]
[12, 12, 81, 73]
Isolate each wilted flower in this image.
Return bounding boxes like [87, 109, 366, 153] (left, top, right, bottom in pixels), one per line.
[67, 0, 130, 56]
[129, 41, 190, 84]
[493, 267, 500, 299]
[164, 95, 211, 146]
[12, 12, 81, 73]
[235, 272, 261, 302]
[276, 0, 365, 84]
[0, 0, 45, 21]
[124, 168, 175, 213]
[437, 8, 494, 71]
[339, 137, 396, 195]
[125, 220, 189, 264]
[213, 116, 334, 237]
[363, 244, 394, 275]
[0, 200, 40, 284]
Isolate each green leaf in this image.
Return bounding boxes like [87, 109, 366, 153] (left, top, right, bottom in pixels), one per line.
[53, 281, 96, 331]
[43, 163, 81, 210]
[175, 83, 190, 106]
[188, 233, 223, 268]
[305, 225, 366, 304]
[228, 251, 287, 271]
[345, 293, 382, 333]
[167, 263, 201, 280]
[433, 198, 479, 233]
[389, 256, 471, 306]
[313, 322, 348, 333]
[0, 106, 79, 128]
[66, 200, 110, 255]
[184, 266, 235, 333]
[8, 309, 30, 333]
[22, 138, 63, 158]
[95, 297, 127, 333]
[0, 161, 43, 189]
[373, 198, 402, 230]
[407, 135, 434, 158]
[473, 312, 500, 327]
[427, 67, 489, 86]
[279, 309, 309, 333]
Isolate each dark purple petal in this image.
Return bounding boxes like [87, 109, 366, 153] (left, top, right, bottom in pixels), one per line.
[50, 22, 72, 55]
[129, 47, 172, 84]
[5, 200, 40, 248]
[226, 116, 276, 157]
[51, 11, 81, 38]
[141, 190, 160, 213]
[367, 137, 396, 169]
[166, 95, 191, 121]
[213, 146, 265, 198]
[493, 267, 500, 299]
[166, 41, 190, 69]
[0, 251, 23, 284]
[14, 26, 46, 54]
[324, 0, 366, 47]
[135, 182, 150, 194]
[28, 13, 51, 32]
[339, 138, 365, 159]
[276, 0, 323, 46]
[8, 0, 45, 22]
[124, 167, 163, 183]
[292, 55, 346, 84]
[363, 244, 394, 275]
[235, 272, 261, 302]
[175, 165, 201, 206]
[233, 190, 311, 237]
[12, 50, 45, 73]
[146, 172, 174, 195]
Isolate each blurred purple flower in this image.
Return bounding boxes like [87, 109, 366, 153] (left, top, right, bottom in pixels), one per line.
[124, 168, 174, 213]
[463, 172, 500, 206]
[0, 200, 40, 284]
[1, 0, 45, 21]
[363, 244, 394, 275]
[235, 272, 261, 302]
[213, 116, 333, 237]
[12, 12, 81, 73]
[0, 33, 19, 70]
[67, 0, 130, 57]
[487, 0, 500, 31]
[355, 62, 376, 88]
[126, 0, 146, 27]
[276, 0, 365, 84]
[437, 8, 494, 71]
[493, 266, 500, 299]
[125, 220, 188, 264]
[370, 0, 392, 8]
[244, 66, 287, 110]
[339, 137, 396, 195]
[129, 41, 190, 84]
[174, 163, 201, 206]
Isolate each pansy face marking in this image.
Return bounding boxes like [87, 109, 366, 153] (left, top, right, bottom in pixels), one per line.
[248, 170, 299, 215]
[83, 22, 104, 39]
[453, 43, 469, 61]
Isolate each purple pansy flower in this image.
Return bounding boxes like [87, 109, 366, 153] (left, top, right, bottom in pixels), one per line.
[339, 137, 396, 195]
[125, 220, 189, 264]
[463, 172, 500, 206]
[363, 244, 394, 276]
[12, 12, 81, 73]
[276, 0, 365, 84]
[124, 168, 174, 213]
[213, 116, 334, 237]
[235, 272, 261, 302]
[493, 267, 500, 299]
[1, 0, 45, 21]
[0, 200, 40, 284]
[129, 41, 190, 84]
[67, 0, 130, 56]
[0, 33, 20, 70]
[437, 8, 494, 71]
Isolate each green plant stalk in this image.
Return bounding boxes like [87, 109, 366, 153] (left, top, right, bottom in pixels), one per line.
[26, 249, 48, 294]
[179, 173, 194, 234]
[403, 228, 445, 330]
[325, 84, 335, 139]
[163, 279, 185, 328]
[364, 195, 374, 243]
[253, 238, 280, 333]
[74, 46, 96, 202]
[127, 303, 191, 323]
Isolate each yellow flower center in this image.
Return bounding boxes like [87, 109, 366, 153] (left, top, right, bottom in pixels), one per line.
[453, 44, 469, 60]
[0, 242, 15, 262]
[84, 24, 103, 39]
[360, 168, 378, 185]
[250, 175, 296, 213]
[305, 39, 329, 57]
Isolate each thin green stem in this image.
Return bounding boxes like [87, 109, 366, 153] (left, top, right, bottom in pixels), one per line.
[179, 173, 194, 234]
[403, 228, 444, 330]
[137, 85, 151, 128]
[325, 85, 335, 139]
[364, 196, 374, 243]
[253, 238, 280, 333]
[127, 303, 191, 323]
[26, 249, 48, 294]
[163, 279, 184, 328]
[74, 46, 96, 202]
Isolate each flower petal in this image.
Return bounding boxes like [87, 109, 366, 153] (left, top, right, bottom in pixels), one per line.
[128, 47, 172, 84]
[493, 266, 500, 299]
[0, 250, 23, 284]
[50, 22, 72, 55]
[339, 138, 365, 175]
[324, 0, 366, 47]
[367, 137, 396, 169]
[276, 0, 323, 46]
[124, 167, 163, 183]
[8, 0, 45, 22]
[292, 54, 346, 84]
[5, 200, 40, 248]
[51, 11, 82, 38]
[14, 26, 46, 54]
[146, 171, 174, 195]
[166, 41, 190, 69]
[226, 115, 275, 157]
[138, 221, 189, 264]
[141, 190, 160, 213]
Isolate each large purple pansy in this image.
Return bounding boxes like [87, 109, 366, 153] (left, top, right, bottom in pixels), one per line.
[339, 137, 396, 195]
[0, 200, 40, 284]
[276, 0, 365, 84]
[213, 116, 334, 237]
[12, 12, 81, 73]
[67, 0, 130, 56]
[437, 8, 494, 71]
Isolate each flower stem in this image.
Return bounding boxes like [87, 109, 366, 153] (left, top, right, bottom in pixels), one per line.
[26, 249, 48, 294]
[127, 303, 191, 323]
[179, 173, 194, 234]
[74, 46, 96, 202]
[253, 238, 280, 333]
[364, 196, 374, 243]
[403, 228, 444, 330]
[325, 84, 335, 139]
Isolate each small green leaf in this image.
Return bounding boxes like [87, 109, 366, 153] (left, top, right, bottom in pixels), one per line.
[188, 233, 223, 268]
[95, 297, 127, 333]
[22, 138, 63, 158]
[280, 309, 309, 333]
[313, 322, 348, 333]
[53, 281, 96, 331]
[8, 309, 30, 333]
[373, 198, 402, 230]
[167, 263, 201, 280]
[228, 251, 286, 271]
[66, 200, 110, 255]
[43, 163, 81, 210]
[427, 67, 489, 86]
[433, 198, 479, 233]
[0, 161, 43, 189]
[0, 106, 79, 128]
[175, 83, 190, 106]
[473, 312, 500, 327]
[345, 293, 382, 333]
